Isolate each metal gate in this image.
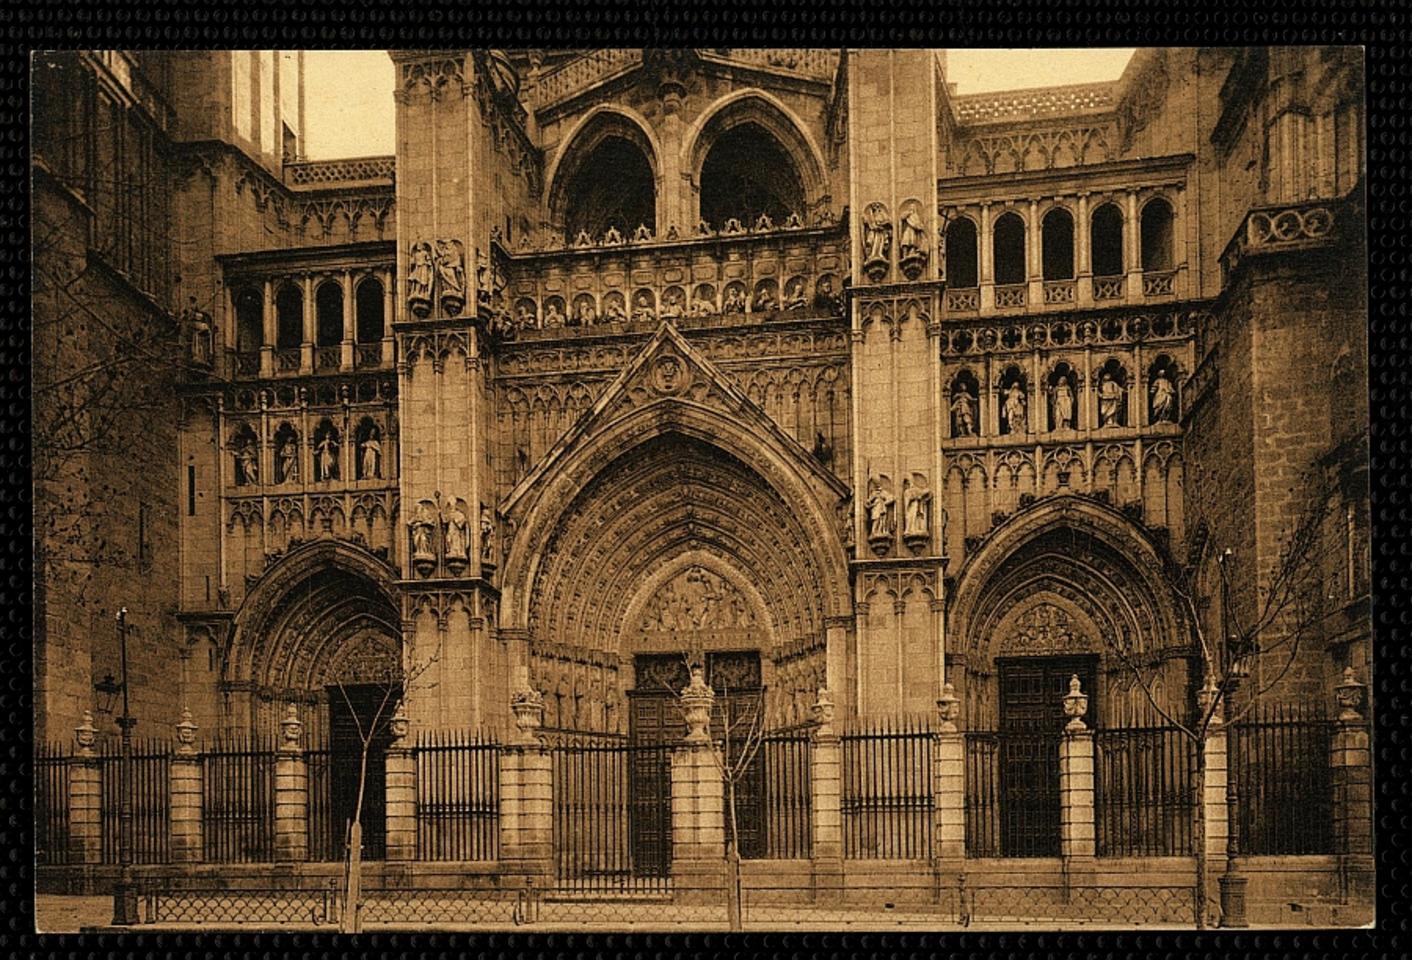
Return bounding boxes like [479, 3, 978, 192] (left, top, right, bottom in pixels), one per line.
[552, 738, 672, 894]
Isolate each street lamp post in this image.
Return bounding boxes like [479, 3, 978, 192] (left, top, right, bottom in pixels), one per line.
[1216, 551, 1249, 928]
[111, 606, 139, 926]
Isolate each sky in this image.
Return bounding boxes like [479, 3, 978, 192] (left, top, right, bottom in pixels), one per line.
[300, 49, 1137, 160]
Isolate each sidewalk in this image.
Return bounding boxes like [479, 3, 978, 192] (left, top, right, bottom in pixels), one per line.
[30, 894, 1252, 933]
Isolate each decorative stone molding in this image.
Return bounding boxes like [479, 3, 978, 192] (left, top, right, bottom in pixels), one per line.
[1220, 199, 1339, 280]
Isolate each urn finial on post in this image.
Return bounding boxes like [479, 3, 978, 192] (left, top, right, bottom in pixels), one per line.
[1062, 674, 1089, 732]
[1335, 666, 1365, 723]
[812, 687, 836, 736]
[176, 706, 199, 756]
[280, 703, 303, 752]
[681, 664, 716, 744]
[75, 710, 97, 756]
[937, 682, 961, 734]
[510, 680, 545, 746]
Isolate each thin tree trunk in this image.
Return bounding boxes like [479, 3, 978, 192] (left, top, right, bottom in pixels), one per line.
[1192, 739, 1207, 930]
[726, 774, 742, 931]
[343, 744, 371, 933]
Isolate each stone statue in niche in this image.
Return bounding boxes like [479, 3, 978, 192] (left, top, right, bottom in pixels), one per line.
[315, 430, 340, 482]
[1002, 381, 1028, 435]
[277, 437, 299, 484]
[603, 295, 627, 323]
[409, 499, 437, 574]
[862, 202, 893, 282]
[722, 285, 746, 314]
[812, 431, 832, 466]
[660, 289, 683, 321]
[235, 439, 259, 486]
[950, 387, 977, 437]
[407, 241, 435, 318]
[1150, 369, 1177, 423]
[631, 290, 655, 324]
[543, 300, 565, 328]
[897, 199, 929, 280]
[574, 297, 597, 326]
[360, 428, 382, 480]
[1051, 375, 1076, 430]
[752, 284, 776, 312]
[183, 297, 214, 366]
[813, 275, 842, 314]
[865, 475, 896, 547]
[434, 239, 466, 316]
[1098, 373, 1123, 427]
[443, 497, 470, 566]
[784, 277, 807, 310]
[480, 505, 495, 563]
[902, 473, 931, 545]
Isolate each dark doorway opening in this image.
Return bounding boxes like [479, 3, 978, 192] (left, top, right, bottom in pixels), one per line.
[326, 682, 396, 861]
[995, 655, 1097, 857]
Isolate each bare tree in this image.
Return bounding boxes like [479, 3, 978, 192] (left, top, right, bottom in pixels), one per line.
[662, 657, 768, 931]
[329, 643, 441, 933]
[1093, 467, 1337, 929]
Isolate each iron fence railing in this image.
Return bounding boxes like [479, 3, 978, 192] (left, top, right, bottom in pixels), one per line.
[552, 740, 672, 895]
[201, 736, 277, 863]
[964, 730, 1063, 858]
[414, 730, 500, 861]
[1095, 726, 1196, 857]
[99, 738, 172, 865]
[841, 718, 933, 859]
[753, 732, 812, 860]
[35, 742, 73, 866]
[1230, 705, 1333, 855]
[304, 748, 342, 862]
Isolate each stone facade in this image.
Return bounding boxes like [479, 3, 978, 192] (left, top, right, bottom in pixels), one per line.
[33, 48, 1371, 918]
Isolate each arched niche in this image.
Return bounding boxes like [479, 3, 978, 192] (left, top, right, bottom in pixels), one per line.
[685, 90, 827, 228]
[547, 108, 661, 244]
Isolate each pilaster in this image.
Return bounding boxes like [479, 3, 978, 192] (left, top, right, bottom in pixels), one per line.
[273, 704, 308, 863]
[67, 713, 102, 866]
[809, 689, 843, 903]
[169, 709, 204, 863]
[384, 708, 417, 862]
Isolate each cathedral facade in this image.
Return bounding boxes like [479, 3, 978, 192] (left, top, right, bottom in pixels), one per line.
[32, 48, 1371, 920]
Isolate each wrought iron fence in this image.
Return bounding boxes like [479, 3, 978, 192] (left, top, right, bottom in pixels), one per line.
[201, 736, 277, 863]
[1230, 704, 1333, 855]
[752, 731, 812, 859]
[414, 730, 500, 861]
[99, 738, 172, 865]
[1095, 726, 1196, 857]
[552, 740, 672, 895]
[35, 742, 72, 866]
[841, 717, 933, 859]
[305, 748, 342, 862]
[964, 730, 1063, 858]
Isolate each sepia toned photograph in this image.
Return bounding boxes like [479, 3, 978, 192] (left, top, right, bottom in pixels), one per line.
[31, 47, 1371, 932]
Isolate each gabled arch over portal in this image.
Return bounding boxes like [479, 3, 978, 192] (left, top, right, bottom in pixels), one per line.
[499, 322, 851, 630]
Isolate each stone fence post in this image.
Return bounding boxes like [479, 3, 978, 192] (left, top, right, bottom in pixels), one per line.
[274, 704, 309, 863]
[809, 688, 843, 904]
[68, 712, 102, 867]
[1059, 676, 1096, 889]
[170, 708, 204, 863]
[384, 707, 417, 861]
[1331, 668, 1373, 903]
[499, 683, 553, 880]
[671, 666, 724, 904]
[1198, 681, 1228, 918]
[934, 684, 966, 864]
